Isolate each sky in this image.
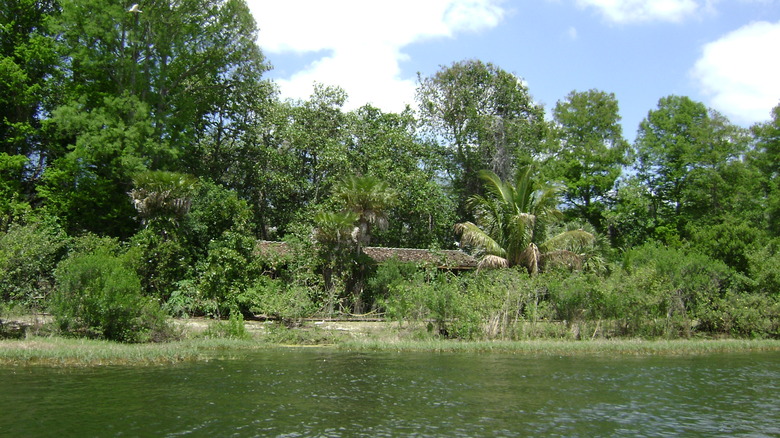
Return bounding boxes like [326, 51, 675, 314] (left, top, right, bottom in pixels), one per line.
[246, 0, 780, 140]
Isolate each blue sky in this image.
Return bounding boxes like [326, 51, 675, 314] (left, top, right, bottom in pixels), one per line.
[247, 1, 780, 140]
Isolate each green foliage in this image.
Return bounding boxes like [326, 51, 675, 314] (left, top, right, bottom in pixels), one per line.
[748, 239, 780, 297]
[38, 94, 155, 238]
[52, 250, 172, 343]
[65, 233, 122, 257]
[204, 312, 250, 340]
[466, 270, 556, 339]
[417, 59, 547, 218]
[130, 170, 198, 231]
[1, 0, 777, 342]
[548, 89, 630, 231]
[367, 258, 419, 300]
[632, 96, 748, 241]
[192, 231, 263, 317]
[332, 174, 397, 246]
[0, 153, 31, 226]
[688, 216, 765, 274]
[185, 181, 253, 256]
[241, 277, 316, 322]
[381, 269, 478, 339]
[456, 167, 595, 273]
[0, 220, 68, 306]
[52, 0, 270, 163]
[0, 0, 59, 158]
[381, 269, 558, 340]
[268, 84, 351, 217]
[346, 105, 456, 248]
[708, 292, 780, 338]
[751, 103, 780, 181]
[126, 228, 194, 301]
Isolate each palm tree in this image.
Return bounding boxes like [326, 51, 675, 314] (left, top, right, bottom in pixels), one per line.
[313, 211, 359, 250]
[313, 210, 359, 314]
[455, 168, 595, 274]
[331, 175, 397, 250]
[130, 170, 198, 231]
[327, 175, 397, 313]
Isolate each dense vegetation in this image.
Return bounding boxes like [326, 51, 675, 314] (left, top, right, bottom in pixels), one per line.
[1, 0, 778, 342]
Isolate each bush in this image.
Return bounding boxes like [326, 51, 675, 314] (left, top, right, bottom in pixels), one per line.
[624, 244, 736, 317]
[748, 240, 780, 297]
[203, 312, 250, 340]
[184, 181, 253, 257]
[697, 292, 780, 338]
[381, 268, 561, 340]
[379, 269, 481, 339]
[0, 221, 68, 307]
[689, 218, 764, 273]
[126, 228, 194, 301]
[467, 270, 555, 339]
[52, 251, 172, 343]
[193, 231, 263, 317]
[240, 277, 316, 322]
[367, 258, 418, 300]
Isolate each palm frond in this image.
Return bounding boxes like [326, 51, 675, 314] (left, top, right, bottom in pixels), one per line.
[454, 221, 506, 257]
[514, 166, 535, 212]
[540, 250, 583, 272]
[539, 229, 595, 253]
[518, 242, 542, 275]
[478, 170, 513, 204]
[478, 254, 510, 270]
[314, 211, 359, 246]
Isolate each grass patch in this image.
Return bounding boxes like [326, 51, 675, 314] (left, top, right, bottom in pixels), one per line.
[337, 338, 780, 356]
[0, 336, 204, 366]
[2, 321, 779, 367]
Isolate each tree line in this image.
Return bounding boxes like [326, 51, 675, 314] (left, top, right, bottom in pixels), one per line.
[1, 0, 778, 341]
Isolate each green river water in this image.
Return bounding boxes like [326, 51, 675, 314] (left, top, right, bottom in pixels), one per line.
[1, 349, 778, 437]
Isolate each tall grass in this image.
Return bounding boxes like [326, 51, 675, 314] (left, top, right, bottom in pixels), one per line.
[338, 338, 780, 356]
[0, 337, 202, 366]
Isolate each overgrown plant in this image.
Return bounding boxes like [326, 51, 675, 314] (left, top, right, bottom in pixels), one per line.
[52, 250, 172, 343]
[456, 167, 595, 274]
[0, 220, 68, 307]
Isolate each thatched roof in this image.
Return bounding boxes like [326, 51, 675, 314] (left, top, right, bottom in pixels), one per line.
[361, 247, 477, 270]
[256, 240, 292, 257]
[255, 241, 477, 270]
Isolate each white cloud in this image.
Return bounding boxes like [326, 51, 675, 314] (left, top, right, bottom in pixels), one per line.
[691, 21, 780, 124]
[247, 0, 505, 111]
[576, 0, 702, 23]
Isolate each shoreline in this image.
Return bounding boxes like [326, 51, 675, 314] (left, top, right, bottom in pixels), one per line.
[2, 317, 780, 366]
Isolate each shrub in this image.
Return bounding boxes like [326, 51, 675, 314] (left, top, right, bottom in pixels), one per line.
[367, 258, 418, 299]
[688, 218, 764, 274]
[126, 228, 194, 301]
[203, 312, 250, 340]
[624, 244, 736, 315]
[52, 251, 172, 343]
[546, 272, 597, 322]
[380, 269, 480, 339]
[467, 270, 554, 339]
[748, 240, 780, 297]
[698, 292, 780, 338]
[0, 221, 68, 307]
[193, 231, 263, 317]
[184, 181, 253, 257]
[240, 277, 316, 322]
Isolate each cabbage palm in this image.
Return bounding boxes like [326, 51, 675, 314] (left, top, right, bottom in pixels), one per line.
[328, 175, 397, 313]
[313, 211, 359, 249]
[129, 170, 197, 229]
[314, 210, 359, 313]
[455, 168, 594, 274]
[331, 175, 397, 249]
